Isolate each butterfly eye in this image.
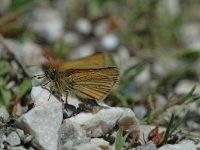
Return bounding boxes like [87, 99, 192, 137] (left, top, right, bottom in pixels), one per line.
[49, 70, 57, 80]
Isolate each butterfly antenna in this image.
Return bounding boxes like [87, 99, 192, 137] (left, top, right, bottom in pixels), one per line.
[45, 55, 54, 69]
[42, 80, 51, 86]
[32, 74, 46, 79]
[26, 64, 41, 68]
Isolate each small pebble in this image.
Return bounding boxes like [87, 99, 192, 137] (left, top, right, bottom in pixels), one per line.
[75, 18, 92, 35]
[16, 129, 25, 141]
[6, 131, 21, 147]
[136, 141, 157, 150]
[133, 105, 146, 119]
[100, 34, 119, 51]
[0, 106, 9, 122]
[175, 79, 200, 95]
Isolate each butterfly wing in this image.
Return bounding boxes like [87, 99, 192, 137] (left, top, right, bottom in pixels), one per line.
[54, 52, 107, 71]
[63, 67, 119, 100]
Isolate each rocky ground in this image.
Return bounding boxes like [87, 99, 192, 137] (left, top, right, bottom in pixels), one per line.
[0, 0, 200, 150]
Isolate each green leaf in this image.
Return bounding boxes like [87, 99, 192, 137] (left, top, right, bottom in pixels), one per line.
[115, 129, 124, 150]
[0, 88, 12, 106]
[179, 85, 196, 104]
[158, 69, 188, 86]
[170, 111, 188, 134]
[9, 0, 32, 11]
[124, 62, 145, 82]
[0, 67, 11, 76]
[0, 61, 11, 76]
[88, 0, 102, 17]
[162, 112, 175, 144]
[120, 62, 145, 90]
[162, 112, 189, 145]
[16, 78, 31, 99]
[175, 50, 200, 60]
[105, 52, 117, 67]
[52, 40, 70, 56]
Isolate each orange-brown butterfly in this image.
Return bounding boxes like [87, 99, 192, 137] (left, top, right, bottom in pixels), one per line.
[34, 52, 119, 103]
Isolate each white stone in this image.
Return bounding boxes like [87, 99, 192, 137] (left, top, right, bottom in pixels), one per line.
[155, 94, 167, 108]
[6, 131, 21, 146]
[58, 120, 89, 149]
[0, 134, 6, 149]
[75, 18, 92, 35]
[180, 23, 200, 49]
[4, 39, 44, 76]
[16, 129, 25, 141]
[29, 8, 65, 41]
[133, 105, 146, 119]
[17, 86, 63, 150]
[118, 57, 140, 74]
[175, 79, 200, 95]
[158, 140, 196, 150]
[196, 143, 200, 149]
[135, 64, 151, 85]
[94, 20, 109, 37]
[0, 0, 11, 14]
[152, 58, 180, 77]
[73, 138, 109, 150]
[136, 141, 157, 150]
[69, 43, 95, 59]
[116, 46, 130, 65]
[67, 95, 81, 108]
[63, 32, 81, 46]
[68, 107, 140, 137]
[0, 106, 9, 122]
[100, 34, 119, 51]
[21, 41, 45, 66]
[157, 0, 180, 17]
[12, 146, 26, 150]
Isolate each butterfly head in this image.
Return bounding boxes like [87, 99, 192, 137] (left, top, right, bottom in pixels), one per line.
[45, 68, 57, 81]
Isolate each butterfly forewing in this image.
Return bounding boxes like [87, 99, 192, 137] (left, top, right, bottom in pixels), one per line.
[63, 67, 119, 100]
[55, 53, 107, 71]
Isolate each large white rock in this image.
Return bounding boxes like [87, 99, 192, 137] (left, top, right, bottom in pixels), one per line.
[67, 106, 140, 138]
[158, 140, 196, 150]
[17, 86, 63, 150]
[58, 120, 110, 150]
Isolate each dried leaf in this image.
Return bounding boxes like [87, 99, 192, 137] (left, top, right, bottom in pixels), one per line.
[148, 126, 159, 140]
[152, 131, 165, 146]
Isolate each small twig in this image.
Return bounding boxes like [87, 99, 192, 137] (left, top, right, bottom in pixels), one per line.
[0, 10, 23, 26]
[0, 1, 37, 27]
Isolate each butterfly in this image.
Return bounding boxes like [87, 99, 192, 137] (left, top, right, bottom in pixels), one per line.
[34, 52, 119, 102]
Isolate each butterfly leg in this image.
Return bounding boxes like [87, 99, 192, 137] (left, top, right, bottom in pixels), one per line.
[48, 85, 54, 100]
[64, 91, 69, 104]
